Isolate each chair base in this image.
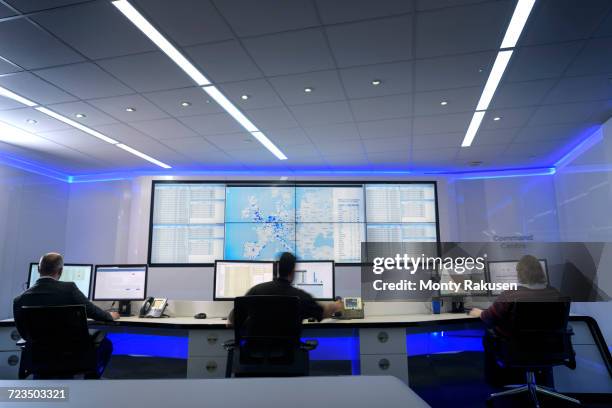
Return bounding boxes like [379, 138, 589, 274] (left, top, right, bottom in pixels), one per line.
[488, 371, 580, 408]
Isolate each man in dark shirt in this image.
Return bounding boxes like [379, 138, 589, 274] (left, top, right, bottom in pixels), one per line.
[13, 253, 119, 378]
[230, 252, 343, 323]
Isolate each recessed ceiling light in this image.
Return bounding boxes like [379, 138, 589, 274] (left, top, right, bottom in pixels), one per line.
[125, 107, 136, 112]
[26, 119, 37, 124]
[440, 100, 448, 106]
[240, 94, 249, 100]
[478, 68, 484, 73]
[205, 99, 211, 104]
[304, 87, 313, 93]
[180, 101, 191, 107]
[243, 138, 253, 143]
[75, 113, 86, 118]
[493, 116, 502, 121]
[371, 79, 381, 86]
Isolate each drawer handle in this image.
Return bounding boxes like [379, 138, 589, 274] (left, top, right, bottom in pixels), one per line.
[8, 355, 19, 366]
[377, 331, 389, 343]
[207, 334, 218, 345]
[10, 330, 20, 341]
[378, 358, 390, 370]
[205, 361, 218, 372]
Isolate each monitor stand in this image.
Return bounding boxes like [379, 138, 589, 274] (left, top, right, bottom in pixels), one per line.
[118, 301, 132, 317]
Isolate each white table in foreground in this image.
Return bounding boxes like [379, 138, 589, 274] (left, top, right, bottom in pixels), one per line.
[0, 376, 430, 408]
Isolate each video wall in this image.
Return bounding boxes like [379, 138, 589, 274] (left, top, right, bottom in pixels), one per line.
[149, 181, 439, 265]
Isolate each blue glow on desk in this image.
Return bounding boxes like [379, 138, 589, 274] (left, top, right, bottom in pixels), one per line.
[106, 333, 188, 359]
[406, 330, 484, 356]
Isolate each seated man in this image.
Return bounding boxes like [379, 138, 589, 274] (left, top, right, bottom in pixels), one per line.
[469, 255, 562, 386]
[229, 252, 343, 324]
[13, 252, 119, 378]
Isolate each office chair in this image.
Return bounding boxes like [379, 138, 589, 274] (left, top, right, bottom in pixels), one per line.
[16, 305, 102, 379]
[224, 295, 317, 377]
[486, 299, 580, 408]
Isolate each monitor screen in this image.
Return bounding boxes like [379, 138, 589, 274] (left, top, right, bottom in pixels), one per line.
[214, 261, 275, 300]
[438, 266, 487, 297]
[93, 265, 148, 301]
[28, 263, 93, 298]
[293, 261, 335, 300]
[487, 259, 549, 295]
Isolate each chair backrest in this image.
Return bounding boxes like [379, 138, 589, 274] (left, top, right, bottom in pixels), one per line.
[501, 299, 574, 368]
[20, 305, 95, 377]
[233, 296, 302, 367]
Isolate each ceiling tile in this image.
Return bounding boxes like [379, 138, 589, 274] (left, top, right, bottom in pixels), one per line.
[32, 1, 156, 60]
[362, 136, 411, 153]
[242, 29, 335, 76]
[204, 131, 254, 150]
[411, 147, 458, 162]
[0, 57, 22, 75]
[218, 79, 284, 109]
[543, 75, 612, 105]
[412, 132, 463, 149]
[186, 40, 263, 83]
[413, 86, 480, 116]
[34, 63, 134, 99]
[0, 107, 71, 133]
[455, 144, 506, 161]
[514, 123, 592, 143]
[0, 19, 84, 70]
[357, 118, 411, 139]
[246, 106, 298, 130]
[323, 152, 369, 167]
[88, 94, 169, 122]
[367, 151, 410, 166]
[215, 0, 319, 37]
[132, 0, 233, 46]
[480, 107, 535, 130]
[503, 141, 563, 158]
[415, 1, 513, 58]
[326, 15, 413, 67]
[528, 101, 604, 127]
[129, 118, 199, 141]
[264, 127, 310, 147]
[490, 79, 556, 109]
[315, 138, 364, 155]
[142, 87, 224, 117]
[506, 42, 584, 82]
[0, 3, 16, 16]
[96, 52, 195, 93]
[413, 112, 471, 134]
[4, 0, 89, 13]
[520, 0, 612, 45]
[179, 112, 245, 135]
[340, 61, 413, 99]
[350, 94, 412, 121]
[416, 0, 486, 11]
[162, 136, 220, 157]
[415, 52, 493, 92]
[286, 155, 327, 170]
[316, 0, 414, 24]
[269, 70, 345, 105]
[290, 101, 353, 126]
[303, 122, 360, 142]
[45, 101, 118, 126]
[593, 9, 612, 37]
[277, 143, 319, 158]
[565, 37, 612, 77]
[472, 128, 519, 146]
[0, 72, 77, 106]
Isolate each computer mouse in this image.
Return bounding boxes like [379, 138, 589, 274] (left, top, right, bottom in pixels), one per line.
[307, 317, 316, 323]
[194, 312, 207, 319]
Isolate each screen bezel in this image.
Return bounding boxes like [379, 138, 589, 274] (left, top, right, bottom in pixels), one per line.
[486, 259, 550, 295]
[213, 259, 276, 301]
[148, 180, 441, 267]
[92, 264, 149, 301]
[27, 262, 94, 299]
[292, 260, 336, 301]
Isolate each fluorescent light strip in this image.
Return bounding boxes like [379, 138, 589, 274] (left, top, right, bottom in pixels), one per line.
[0, 86, 37, 107]
[112, 0, 210, 86]
[475, 50, 513, 111]
[461, 111, 486, 148]
[116, 143, 172, 169]
[251, 131, 288, 160]
[202, 86, 259, 132]
[500, 0, 536, 49]
[35, 107, 119, 145]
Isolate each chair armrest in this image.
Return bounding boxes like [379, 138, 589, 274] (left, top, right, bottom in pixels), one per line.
[223, 339, 236, 351]
[301, 339, 318, 351]
[16, 339, 26, 350]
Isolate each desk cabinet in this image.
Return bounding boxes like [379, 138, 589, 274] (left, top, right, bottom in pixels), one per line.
[0, 327, 21, 379]
[359, 328, 408, 384]
[187, 329, 232, 378]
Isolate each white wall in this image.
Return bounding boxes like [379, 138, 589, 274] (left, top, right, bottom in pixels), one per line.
[0, 165, 68, 319]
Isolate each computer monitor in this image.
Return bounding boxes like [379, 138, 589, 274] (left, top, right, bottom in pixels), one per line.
[214, 260, 275, 300]
[93, 264, 148, 301]
[487, 259, 549, 295]
[438, 265, 487, 297]
[293, 261, 335, 300]
[28, 263, 93, 298]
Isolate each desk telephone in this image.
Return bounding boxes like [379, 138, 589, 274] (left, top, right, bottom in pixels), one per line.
[139, 297, 168, 318]
[336, 297, 364, 320]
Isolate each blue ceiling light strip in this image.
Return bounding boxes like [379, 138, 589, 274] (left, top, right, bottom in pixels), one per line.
[554, 126, 603, 169]
[0, 152, 70, 182]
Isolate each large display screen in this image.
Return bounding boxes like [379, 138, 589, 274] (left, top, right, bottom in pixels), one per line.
[149, 182, 439, 265]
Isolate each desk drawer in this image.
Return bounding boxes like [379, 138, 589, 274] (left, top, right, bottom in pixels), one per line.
[188, 330, 233, 357]
[0, 327, 21, 351]
[359, 328, 406, 355]
[186, 356, 226, 379]
[0, 351, 20, 379]
[360, 354, 408, 384]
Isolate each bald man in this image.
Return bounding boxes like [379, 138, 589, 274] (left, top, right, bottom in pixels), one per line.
[13, 253, 119, 378]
